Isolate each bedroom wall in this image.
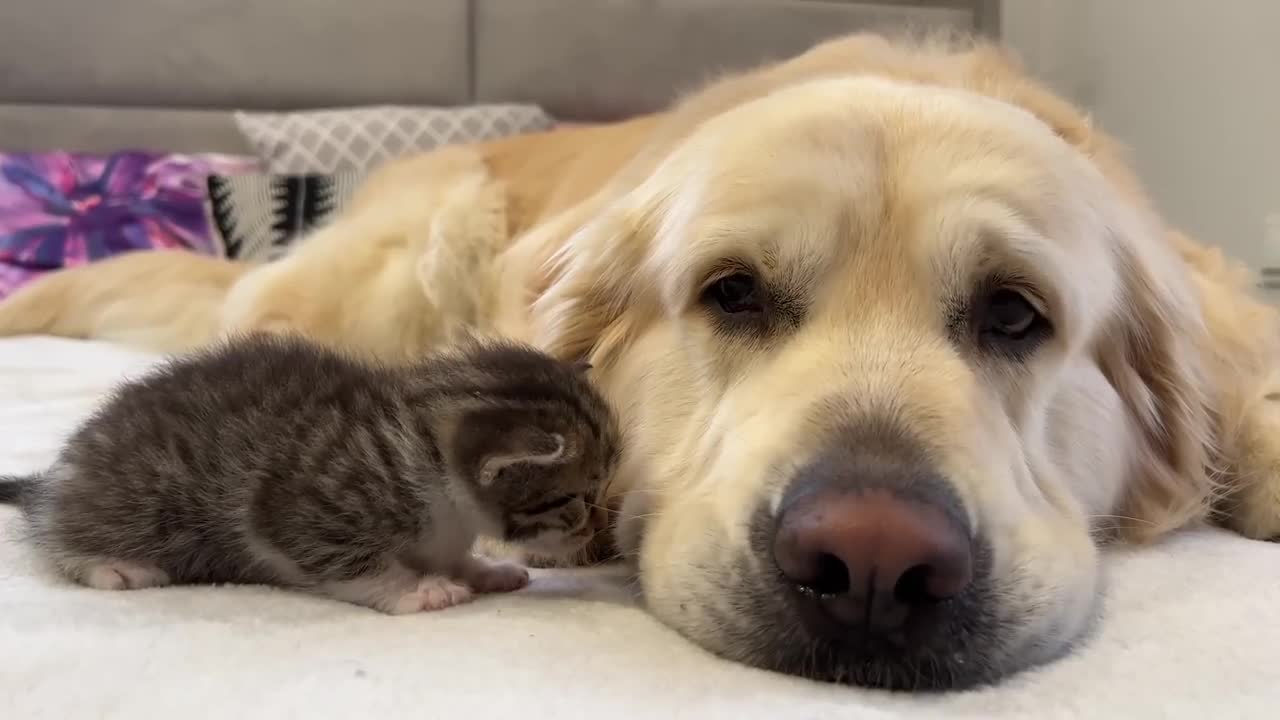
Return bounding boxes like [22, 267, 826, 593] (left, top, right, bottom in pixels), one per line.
[1002, 0, 1280, 282]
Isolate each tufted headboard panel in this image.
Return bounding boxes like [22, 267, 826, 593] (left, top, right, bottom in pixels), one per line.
[0, 0, 998, 153]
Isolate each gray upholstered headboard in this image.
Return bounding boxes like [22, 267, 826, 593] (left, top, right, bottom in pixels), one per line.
[0, 0, 999, 154]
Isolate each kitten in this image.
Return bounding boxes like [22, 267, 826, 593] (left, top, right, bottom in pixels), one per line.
[0, 333, 620, 614]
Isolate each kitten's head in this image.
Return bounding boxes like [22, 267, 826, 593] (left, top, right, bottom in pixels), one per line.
[444, 341, 621, 558]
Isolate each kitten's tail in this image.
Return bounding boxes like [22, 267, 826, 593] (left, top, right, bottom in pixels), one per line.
[0, 474, 35, 505]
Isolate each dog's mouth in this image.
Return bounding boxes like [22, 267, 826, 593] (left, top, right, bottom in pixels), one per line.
[610, 429, 1065, 691]
[733, 536, 1007, 691]
[630, 541, 1010, 691]
[623, 481, 1101, 691]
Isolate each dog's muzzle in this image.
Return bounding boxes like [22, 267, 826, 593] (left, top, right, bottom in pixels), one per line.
[744, 424, 1001, 689]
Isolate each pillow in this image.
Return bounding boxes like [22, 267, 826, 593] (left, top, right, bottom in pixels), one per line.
[0, 151, 260, 298]
[206, 170, 365, 262]
[234, 104, 556, 174]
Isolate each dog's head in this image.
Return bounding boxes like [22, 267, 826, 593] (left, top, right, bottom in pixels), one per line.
[530, 76, 1212, 689]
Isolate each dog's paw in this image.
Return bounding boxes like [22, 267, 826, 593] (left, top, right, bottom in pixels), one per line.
[1221, 395, 1280, 541]
[1225, 481, 1280, 541]
[471, 536, 530, 563]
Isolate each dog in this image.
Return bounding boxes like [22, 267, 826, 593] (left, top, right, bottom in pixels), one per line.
[2, 33, 1278, 689]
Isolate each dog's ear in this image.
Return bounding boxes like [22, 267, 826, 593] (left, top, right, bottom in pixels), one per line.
[969, 42, 1220, 540]
[1095, 231, 1215, 541]
[530, 184, 666, 367]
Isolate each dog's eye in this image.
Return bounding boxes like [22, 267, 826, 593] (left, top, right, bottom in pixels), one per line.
[977, 289, 1051, 355]
[704, 273, 764, 315]
[984, 291, 1036, 337]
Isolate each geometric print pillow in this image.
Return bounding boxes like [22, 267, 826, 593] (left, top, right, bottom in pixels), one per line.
[205, 171, 366, 262]
[234, 104, 557, 174]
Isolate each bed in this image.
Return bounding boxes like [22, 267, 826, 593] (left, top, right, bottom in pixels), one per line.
[1, 336, 1276, 718]
[2, 1, 1277, 717]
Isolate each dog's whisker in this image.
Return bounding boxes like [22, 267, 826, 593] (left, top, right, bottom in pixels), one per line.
[1087, 514, 1157, 526]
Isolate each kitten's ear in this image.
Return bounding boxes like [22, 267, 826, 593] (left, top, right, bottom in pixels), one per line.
[477, 431, 567, 486]
[452, 408, 578, 486]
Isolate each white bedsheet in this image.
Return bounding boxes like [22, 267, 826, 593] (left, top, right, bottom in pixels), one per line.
[1, 336, 1277, 719]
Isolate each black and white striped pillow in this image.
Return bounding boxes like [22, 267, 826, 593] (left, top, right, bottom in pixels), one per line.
[205, 171, 365, 261]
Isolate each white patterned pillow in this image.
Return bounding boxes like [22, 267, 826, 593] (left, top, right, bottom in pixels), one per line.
[234, 105, 556, 174]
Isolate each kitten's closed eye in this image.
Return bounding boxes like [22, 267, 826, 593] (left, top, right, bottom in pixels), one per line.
[522, 495, 578, 515]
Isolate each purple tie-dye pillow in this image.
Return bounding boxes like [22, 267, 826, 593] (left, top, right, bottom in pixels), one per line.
[0, 151, 260, 298]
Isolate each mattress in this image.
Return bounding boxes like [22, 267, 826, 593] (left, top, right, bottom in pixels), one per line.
[1, 336, 1277, 719]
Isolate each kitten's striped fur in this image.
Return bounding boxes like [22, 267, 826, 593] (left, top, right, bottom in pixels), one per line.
[0, 333, 620, 613]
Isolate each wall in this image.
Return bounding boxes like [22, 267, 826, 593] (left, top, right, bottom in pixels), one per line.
[1002, 0, 1280, 275]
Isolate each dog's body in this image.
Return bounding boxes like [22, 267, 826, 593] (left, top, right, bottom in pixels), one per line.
[2, 34, 1278, 688]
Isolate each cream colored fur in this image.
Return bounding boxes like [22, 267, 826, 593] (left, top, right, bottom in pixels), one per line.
[0, 32, 1277, 679]
[0, 146, 508, 363]
[218, 145, 513, 362]
[517, 75, 1211, 671]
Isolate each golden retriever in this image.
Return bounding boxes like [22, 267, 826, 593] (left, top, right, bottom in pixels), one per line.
[2, 34, 1278, 689]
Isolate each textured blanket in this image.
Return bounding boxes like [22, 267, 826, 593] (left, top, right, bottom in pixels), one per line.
[1, 336, 1276, 719]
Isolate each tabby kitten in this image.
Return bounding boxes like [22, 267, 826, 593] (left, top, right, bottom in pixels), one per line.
[0, 333, 620, 614]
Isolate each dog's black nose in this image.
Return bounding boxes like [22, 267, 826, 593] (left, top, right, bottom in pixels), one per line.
[773, 482, 973, 638]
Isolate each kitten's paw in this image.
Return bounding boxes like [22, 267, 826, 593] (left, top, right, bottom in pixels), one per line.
[387, 576, 474, 614]
[467, 561, 530, 594]
[320, 567, 472, 613]
[80, 561, 171, 591]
